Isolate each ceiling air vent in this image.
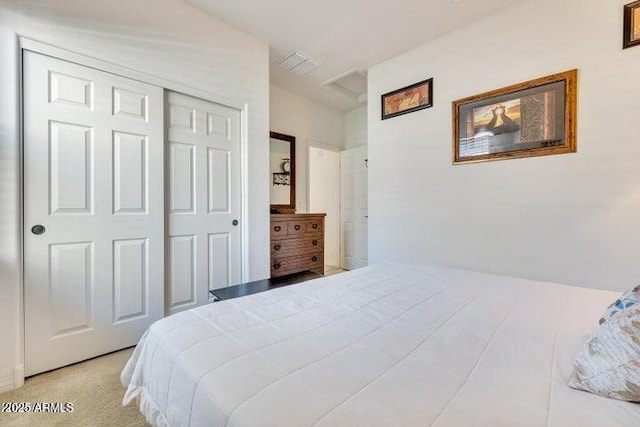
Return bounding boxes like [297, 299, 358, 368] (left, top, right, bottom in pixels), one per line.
[277, 51, 320, 76]
[323, 69, 367, 101]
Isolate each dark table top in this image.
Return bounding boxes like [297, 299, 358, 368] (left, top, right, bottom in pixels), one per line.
[209, 271, 322, 301]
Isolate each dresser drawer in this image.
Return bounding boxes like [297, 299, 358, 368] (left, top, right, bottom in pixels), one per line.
[303, 233, 323, 253]
[271, 255, 301, 277]
[271, 234, 323, 257]
[272, 252, 324, 277]
[300, 252, 323, 271]
[271, 221, 287, 237]
[287, 220, 308, 235]
[271, 238, 298, 257]
[307, 219, 323, 233]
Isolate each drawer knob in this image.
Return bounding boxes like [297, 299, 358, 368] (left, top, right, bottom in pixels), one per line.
[311, 256, 318, 262]
[312, 239, 318, 246]
[294, 225, 301, 231]
[312, 223, 318, 229]
[274, 262, 281, 270]
[274, 244, 281, 251]
[274, 226, 281, 232]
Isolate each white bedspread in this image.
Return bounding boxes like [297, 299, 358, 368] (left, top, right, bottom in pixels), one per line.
[122, 263, 640, 426]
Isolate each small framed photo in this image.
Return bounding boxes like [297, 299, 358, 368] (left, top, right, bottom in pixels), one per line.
[452, 70, 578, 165]
[624, 1, 640, 49]
[381, 78, 433, 120]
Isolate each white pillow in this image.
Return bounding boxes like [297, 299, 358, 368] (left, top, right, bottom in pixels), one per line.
[599, 285, 640, 324]
[569, 306, 640, 402]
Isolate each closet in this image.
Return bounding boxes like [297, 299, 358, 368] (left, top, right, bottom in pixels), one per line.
[22, 51, 242, 375]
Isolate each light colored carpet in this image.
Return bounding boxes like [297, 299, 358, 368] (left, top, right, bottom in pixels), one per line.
[0, 348, 146, 427]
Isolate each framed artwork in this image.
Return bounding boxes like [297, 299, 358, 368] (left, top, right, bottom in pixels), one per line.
[452, 69, 577, 165]
[624, 1, 640, 49]
[381, 78, 433, 120]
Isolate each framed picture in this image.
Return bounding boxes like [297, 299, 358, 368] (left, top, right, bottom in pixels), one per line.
[624, 1, 640, 49]
[452, 69, 577, 165]
[381, 78, 433, 120]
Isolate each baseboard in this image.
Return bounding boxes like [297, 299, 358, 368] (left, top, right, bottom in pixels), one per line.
[0, 365, 24, 393]
[14, 364, 24, 389]
[0, 373, 14, 393]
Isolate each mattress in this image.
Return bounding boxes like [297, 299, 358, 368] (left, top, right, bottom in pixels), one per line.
[121, 263, 640, 426]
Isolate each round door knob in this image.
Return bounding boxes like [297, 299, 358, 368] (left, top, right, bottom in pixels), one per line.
[294, 225, 301, 231]
[312, 240, 318, 246]
[311, 256, 318, 262]
[312, 223, 318, 229]
[31, 225, 45, 235]
[274, 226, 281, 232]
[273, 262, 281, 270]
[274, 244, 281, 251]
[232, 219, 239, 226]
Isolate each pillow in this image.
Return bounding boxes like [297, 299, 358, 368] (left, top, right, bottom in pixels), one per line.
[568, 306, 640, 402]
[599, 285, 640, 324]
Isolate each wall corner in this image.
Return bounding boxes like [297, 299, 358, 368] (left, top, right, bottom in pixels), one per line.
[0, 364, 23, 393]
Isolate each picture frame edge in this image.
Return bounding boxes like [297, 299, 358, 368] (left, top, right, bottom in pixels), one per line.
[381, 78, 434, 120]
[623, 1, 640, 49]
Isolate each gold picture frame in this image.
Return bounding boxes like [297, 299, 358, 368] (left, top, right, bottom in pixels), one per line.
[452, 70, 578, 165]
[624, 1, 640, 49]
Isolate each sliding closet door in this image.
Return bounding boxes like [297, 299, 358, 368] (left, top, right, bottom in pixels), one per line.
[23, 51, 164, 376]
[166, 92, 242, 314]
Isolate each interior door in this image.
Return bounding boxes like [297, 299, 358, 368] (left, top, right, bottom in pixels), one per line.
[166, 91, 242, 314]
[23, 51, 164, 376]
[340, 146, 368, 270]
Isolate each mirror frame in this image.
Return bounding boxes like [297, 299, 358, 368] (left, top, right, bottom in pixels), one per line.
[270, 131, 296, 213]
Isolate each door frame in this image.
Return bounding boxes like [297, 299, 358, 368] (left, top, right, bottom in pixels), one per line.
[307, 143, 341, 267]
[339, 145, 369, 270]
[16, 37, 250, 383]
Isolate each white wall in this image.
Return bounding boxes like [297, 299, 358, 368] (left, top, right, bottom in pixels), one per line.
[0, 0, 269, 391]
[0, 9, 21, 393]
[270, 85, 345, 212]
[368, 0, 640, 292]
[345, 106, 368, 149]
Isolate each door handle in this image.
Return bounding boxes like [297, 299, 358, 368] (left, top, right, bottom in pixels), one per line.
[31, 225, 45, 235]
[232, 219, 239, 226]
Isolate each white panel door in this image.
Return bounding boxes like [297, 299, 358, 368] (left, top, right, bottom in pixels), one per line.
[23, 51, 164, 376]
[308, 146, 340, 267]
[340, 146, 368, 270]
[167, 92, 242, 314]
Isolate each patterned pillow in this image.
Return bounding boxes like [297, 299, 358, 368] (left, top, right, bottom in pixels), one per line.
[599, 285, 640, 325]
[568, 306, 640, 402]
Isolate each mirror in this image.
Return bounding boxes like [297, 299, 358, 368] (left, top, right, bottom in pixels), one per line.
[270, 131, 296, 213]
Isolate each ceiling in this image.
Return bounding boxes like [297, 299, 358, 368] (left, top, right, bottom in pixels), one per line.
[186, 0, 526, 111]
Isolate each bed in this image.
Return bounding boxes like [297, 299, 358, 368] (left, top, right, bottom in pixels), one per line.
[121, 263, 640, 426]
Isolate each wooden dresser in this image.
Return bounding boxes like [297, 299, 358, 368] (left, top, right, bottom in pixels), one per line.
[270, 213, 325, 278]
